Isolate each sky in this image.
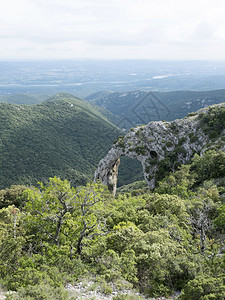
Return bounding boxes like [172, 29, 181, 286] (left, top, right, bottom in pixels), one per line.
[1, 0, 225, 60]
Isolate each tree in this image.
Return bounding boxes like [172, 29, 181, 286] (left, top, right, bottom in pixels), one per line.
[0, 185, 27, 209]
[72, 182, 110, 256]
[23, 177, 111, 257]
[215, 203, 225, 231]
[24, 177, 76, 249]
[191, 150, 225, 183]
[0, 205, 25, 279]
[179, 275, 225, 300]
[156, 165, 194, 199]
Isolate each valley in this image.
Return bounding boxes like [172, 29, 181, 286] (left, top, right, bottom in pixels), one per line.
[1, 61, 225, 300]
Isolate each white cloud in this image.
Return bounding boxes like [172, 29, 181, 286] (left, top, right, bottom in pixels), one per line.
[1, 0, 225, 59]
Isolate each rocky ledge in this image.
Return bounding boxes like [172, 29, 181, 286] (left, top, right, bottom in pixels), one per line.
[94, 103, 225, 194]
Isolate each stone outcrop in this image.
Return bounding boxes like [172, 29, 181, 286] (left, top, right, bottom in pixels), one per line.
[94, 103, 225, 194]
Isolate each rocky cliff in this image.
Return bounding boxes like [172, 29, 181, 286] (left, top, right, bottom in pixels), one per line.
[94, 103, 225, 194]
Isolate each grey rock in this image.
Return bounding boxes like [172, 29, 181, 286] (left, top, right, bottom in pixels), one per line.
[94, 103, 225, 194]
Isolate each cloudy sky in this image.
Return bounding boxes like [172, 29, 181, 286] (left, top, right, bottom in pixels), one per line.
[1, 0, 225, 60]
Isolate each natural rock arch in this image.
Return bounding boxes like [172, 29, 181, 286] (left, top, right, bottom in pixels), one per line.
[94, 147, 149, 195]
[94, 104, 225, 194]
[94, 127, 165, 195]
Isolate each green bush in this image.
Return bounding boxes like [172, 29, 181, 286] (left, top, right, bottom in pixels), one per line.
[100, 281, 113, 295]
[191, 150, 225, 183]
[189, 133, 198, 143]
[5, 283, 69, 300]
[3, 266, 63, 291]
[166, 140, 173, 147]
[199, 106, 225, 139]
[0, 185, 27, 209]
[179, 275, 225, 300]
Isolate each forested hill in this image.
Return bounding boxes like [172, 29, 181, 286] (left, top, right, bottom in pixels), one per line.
[2, 96, 225, 299]
[86, 89, 225, 128]
[0, 94, 48, 105]
[0, 93, 122, 189]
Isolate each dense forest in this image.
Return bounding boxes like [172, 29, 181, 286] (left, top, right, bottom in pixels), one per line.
[86, 89, 225, 128]
[1, 149, 225, 299]
[0, 93, 142, 189]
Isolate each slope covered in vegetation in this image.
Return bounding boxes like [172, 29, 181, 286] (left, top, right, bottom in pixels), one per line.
[0, 94, 48, 105]
[1, 100, 225, 299]
[1, 148, 225, 299]
[87, 89, 225, 128]
[0, 93, 124, 189]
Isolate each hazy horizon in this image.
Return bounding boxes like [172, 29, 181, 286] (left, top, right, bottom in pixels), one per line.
[1, 0, 225, 61]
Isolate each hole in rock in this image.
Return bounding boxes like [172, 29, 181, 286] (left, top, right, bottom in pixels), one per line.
[117, 156, 144, 187]
[150, 150, 158, 159]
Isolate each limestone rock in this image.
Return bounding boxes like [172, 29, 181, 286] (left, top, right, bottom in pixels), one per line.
[94, 103, 225, 194]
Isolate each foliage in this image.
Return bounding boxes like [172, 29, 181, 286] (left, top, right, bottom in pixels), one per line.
[0, 93, 145, 190]
[156, 165, 194, 198]
[0, 179, 110, 292]
[117, 157, 144, 187]
[0, 94, 121, 189]
[191, 150, 225, 183]
[88, 89, 225, 127]
[6, 283, 69, 300]
[116, 180, 148, 195]
[1, 147, 225, 298]
[0, 185, 29, 209]
[214, 202, 225, 231]
[199, 106, 225, 139]
[179, 275, 225, 300]
[23, 177, 111, 255]
[0, 205, 25, 280]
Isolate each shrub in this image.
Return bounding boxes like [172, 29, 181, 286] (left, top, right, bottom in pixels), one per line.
[5, 283, 69, 300]
[100, 281, 113, 295]
[179, 275, 225, 300]
[0, 185, 27, 209]
[191, 150, 225, 183]
[199, 106, 225, 139]
[189, 132, 198, 143]
[166, 140, 173, 147]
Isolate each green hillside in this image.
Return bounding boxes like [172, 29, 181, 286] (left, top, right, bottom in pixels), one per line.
[0, 94, 48, 105]
[1, 102, 225, 299]
[1, 147, 225, 299]
[86, 89, 225, 128]
[0, 93, 123, 189]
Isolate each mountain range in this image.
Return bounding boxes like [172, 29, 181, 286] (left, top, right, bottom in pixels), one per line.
[86, 89, 225, 128]
[3, 89, 225, 190]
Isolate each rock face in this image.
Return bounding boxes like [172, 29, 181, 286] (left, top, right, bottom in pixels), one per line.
[94, 103, 225, 194]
